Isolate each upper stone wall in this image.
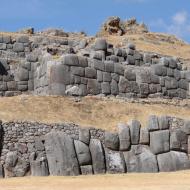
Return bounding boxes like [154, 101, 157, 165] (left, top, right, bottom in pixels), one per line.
[0, 34, 189, 99]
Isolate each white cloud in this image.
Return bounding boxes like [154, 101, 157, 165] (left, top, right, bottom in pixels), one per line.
[149, 11, 190, 42]
[172, 11, 188, 25]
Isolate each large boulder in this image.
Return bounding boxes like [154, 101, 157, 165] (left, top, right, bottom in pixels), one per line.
[89, 139, 106, 174]
[139, 128, 149, 145]
[170, 129, 188, 152]
[0, 164, 4, 178]
[94, 39, 107, 51]
[79, 128, 90, 145]
[157, 151, 190, 172]
[158, 116, 169, 130]
[118, 123, 131, 151]
[150, 130, 170, 154]
[105, 149, 126, 174]
[45, 132, 80, 176]
[105, 132, 119, 151]
[123, 145, 158, 173]
[30, 152, 49, 176]
[147, 115, 159, 131]
[128, 120, 141, 145]
[65, 86, 83, 96]
[80, 165, 93, 175]
[87, 79, 101, 95]
[5, 151, 29, 177]
[74, 140, 92, 166]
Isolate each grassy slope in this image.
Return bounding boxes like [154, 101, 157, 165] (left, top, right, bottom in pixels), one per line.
[0, 95, 190, 131]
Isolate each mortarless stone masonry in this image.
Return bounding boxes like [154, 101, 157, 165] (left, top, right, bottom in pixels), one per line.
[0, 115, 190, 177]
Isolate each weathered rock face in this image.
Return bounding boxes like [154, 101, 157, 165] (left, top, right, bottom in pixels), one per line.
[45, 132, 80, 176]
[0, 164, 4, 178]
[105, 149, 126, 174]
[118, 123, 131, 151]
[30, 152, 49, 176]
[105, 132, 119, 151]
[5, 152, 29, 177]
[150, 130, 170, 154]
[123, 145, 158, 173]
[74, 140, 92, 166]
[89, 139, 106, 174]
[157, 151, 190, 172]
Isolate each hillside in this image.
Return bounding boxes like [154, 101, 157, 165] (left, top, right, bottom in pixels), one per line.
[0, 95, 190, 131]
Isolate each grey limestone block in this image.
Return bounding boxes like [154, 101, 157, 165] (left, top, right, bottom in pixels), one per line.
[170, 129, 188, 152]
[103, 72, 111, 82]
[139, 83, 149, 96]
[139, 128, 149, 145]
[0, 43, 7, 50]
[74, 140, 92, 166]
[85, 67, 97, 79]
[94, 38, 107, 51]
[123, 145, 158, 173]
[165, 77, 178, 90]
[124, 69, 136, 81]
[151, 64, 167, 76]
[104, 61, 114, 73]
[91, 59, 105, 71]
[158, 116, 169, 130]
[2, 36, 11, 44]
[71, 66, 85, 77]
[0, 164, 4, 178]
[114, 63, 124, 75]
[45, 132, 80, 176]
[5, 151, 29, 177]
[150, 130, 170, 154]
[13, 43, 25, 52]
[157, 151, 190, 172]
[17, 36, 29, 43]
[101, 82, 111, 95]
[87, 79, 101, 95]
[111, 79, 119, 95]
[105, 148, 126, 174]
[182, 120, 190, 135]
[30, 152, 49, 176]
[18, 67, 29, 81]
[168, 58, 177, 69]
[126, 55, 135, 65]
[97, 70, 103, 82]
[105, 131, 119, 151]
[80, 165, 93, 175]
[128, 120, 141, 145]
[118, 123, 131, 151]
[89, 139, 106, 174]
[79, 128, 90, 145]
[147, 115, 159, 131]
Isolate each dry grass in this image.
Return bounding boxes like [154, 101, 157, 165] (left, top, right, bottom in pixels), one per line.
[0, 95, 190, 131]
[104, 34, 190, 62]
[1, 171, 190, 190]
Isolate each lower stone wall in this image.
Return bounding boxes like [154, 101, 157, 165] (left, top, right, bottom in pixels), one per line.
[0, 115, 190, 178]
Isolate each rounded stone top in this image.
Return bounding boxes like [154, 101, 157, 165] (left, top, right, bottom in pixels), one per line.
[94, 38, 108, 51]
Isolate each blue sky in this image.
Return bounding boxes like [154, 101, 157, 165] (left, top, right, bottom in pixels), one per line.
[0, 0, 189, 42]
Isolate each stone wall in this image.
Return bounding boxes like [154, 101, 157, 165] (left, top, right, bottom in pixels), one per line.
[0, 115, 190, 178]
[0, 36, 190, 99]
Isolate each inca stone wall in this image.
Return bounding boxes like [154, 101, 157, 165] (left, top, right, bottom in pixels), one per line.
[0, 35, 190, 99]
[0, 115, 190, 178]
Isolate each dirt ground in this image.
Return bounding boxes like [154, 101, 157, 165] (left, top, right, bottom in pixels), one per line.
[1, 171, 190, 190]
[0, 95, 190, 131]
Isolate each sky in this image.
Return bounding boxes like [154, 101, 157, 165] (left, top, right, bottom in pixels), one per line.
[0, 0, 189, 42]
